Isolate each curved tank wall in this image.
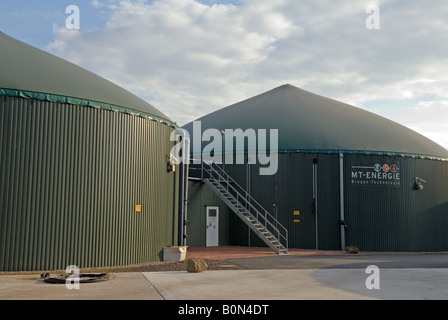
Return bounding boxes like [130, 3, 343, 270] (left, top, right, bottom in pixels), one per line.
[221, 153, 448, 252]
[0, 95, 179, 271]
[0, 31, 180, 271]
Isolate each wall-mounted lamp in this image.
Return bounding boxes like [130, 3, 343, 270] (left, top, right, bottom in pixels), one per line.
[414, 177, 427, 190]
[167, 154, 177, 172]
[167, 160, 175, 172]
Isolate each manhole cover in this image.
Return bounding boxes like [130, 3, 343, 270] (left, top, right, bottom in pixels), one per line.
[41, 272, 111, 284]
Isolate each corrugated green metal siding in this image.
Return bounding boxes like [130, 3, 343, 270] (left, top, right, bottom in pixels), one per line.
[0, 96, 178, 271]
[224, 153, 341, 250]
[344, 154, 448, 251]
[186, 180, 230, 247]
[196, 152, 448, 252]
[218, 158, 268, 248]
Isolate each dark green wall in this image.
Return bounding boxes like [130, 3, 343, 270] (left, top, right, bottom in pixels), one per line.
[186, 180, 231, 247]
[187, 152, 448, 252]
[344, 154, 448, 251]
[223, 153, 340, 250]
[0, 96, 179, 271]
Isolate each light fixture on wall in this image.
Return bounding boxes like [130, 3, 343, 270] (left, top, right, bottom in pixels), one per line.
[167, 154, 177, 172]
[414, 177, 427, 190]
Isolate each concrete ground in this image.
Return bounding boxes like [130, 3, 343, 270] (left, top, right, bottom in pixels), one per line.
[1, 246, 448, 301]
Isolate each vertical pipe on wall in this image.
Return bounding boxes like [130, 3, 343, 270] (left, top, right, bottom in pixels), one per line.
[183, 137, 190, 247]
[312, 158, 318, 250]
[178, 156, 184, 246]
[174, 128, 190, 247]
[339, 153, 346, 251]
[246, 154, 251, 246]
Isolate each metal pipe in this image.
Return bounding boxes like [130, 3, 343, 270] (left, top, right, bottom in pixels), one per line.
[183, 137, 190, 246]
[339, 153, 345, 251]
[313, 158, 318, 250]
[174, 129, 190, 247]
[177, 153, 184, 246]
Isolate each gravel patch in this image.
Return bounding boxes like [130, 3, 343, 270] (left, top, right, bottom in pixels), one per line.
[0, 259, 241, 275]
[82, 259, 242, 273]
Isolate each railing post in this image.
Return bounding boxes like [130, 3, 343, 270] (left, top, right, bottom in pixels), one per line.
[202, 158, 288, 252]
[201, 160, 203, 180]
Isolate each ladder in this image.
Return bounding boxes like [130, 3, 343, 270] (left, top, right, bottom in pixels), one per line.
[201, 161, 288, 255]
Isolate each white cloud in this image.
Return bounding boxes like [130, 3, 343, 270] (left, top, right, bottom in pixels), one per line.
[48, 0, 299, 124]
[47, 0, 448, 149]
[90, 0, 105, 8]
[404, 100, 448, 148]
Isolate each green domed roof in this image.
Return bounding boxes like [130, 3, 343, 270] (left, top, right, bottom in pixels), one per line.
[0, 31, 173, 125]
[183, 84, 448, 159]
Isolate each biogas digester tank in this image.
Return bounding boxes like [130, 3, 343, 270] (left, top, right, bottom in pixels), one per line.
[184, 84, 448, 252]
[0, 32, 179, 271]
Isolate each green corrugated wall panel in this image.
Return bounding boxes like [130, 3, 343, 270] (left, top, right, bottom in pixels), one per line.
[223, 153, 340, 250]
[194, 152, 448, 252]
[185, 181, 204, 247]
[0, 96, 178, 271]
[186, 180, 231, 247]
[344, 154, 448, 252]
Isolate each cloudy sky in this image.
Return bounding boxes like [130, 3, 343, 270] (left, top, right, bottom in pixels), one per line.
[1, 0, 447, 149]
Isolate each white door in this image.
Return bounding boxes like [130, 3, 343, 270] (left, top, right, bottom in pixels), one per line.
[206, 206, 219, 247]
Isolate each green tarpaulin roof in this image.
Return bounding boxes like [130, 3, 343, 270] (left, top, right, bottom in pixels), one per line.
[0, 31, 174, 126]
[183, 84, 448, 160]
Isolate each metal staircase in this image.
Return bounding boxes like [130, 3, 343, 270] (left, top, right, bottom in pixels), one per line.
[201, 161, 288, 255]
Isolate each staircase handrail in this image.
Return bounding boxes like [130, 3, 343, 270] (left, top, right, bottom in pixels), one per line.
[201, 160, 288, 250]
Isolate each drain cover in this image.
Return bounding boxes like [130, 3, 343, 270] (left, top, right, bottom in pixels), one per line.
[41, 273, 111, 284]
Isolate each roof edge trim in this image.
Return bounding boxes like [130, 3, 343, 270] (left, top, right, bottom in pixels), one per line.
[0, 88, 178, 128]
[189, 149, 448, 161]
[279, 149, 448, 161]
